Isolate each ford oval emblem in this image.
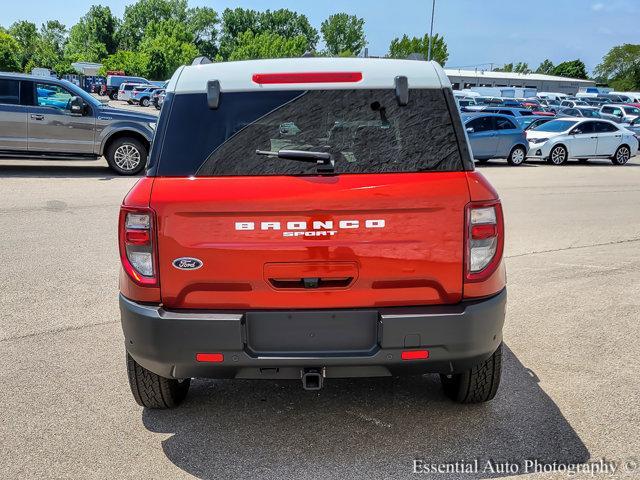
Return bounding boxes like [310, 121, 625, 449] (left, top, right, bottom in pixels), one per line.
[172, 257, 203, 270]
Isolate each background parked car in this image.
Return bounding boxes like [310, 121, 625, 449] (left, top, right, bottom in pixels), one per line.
[474, 96, 504, 105]
[521, 102, 556, 116]
[129, 87, 163, 106]
[581, 97, 608, 106]
[0, 72, 156, 175]
[478, 107, 536, 118]
[599, 104, 640, 123]
[102, 75, 150, 100]
[516, 115, 554, 131]
[609, 92, 640, 103]
[152, 89, 166, 109]
[624, 117, 640, 139]
[560, 100, 590, 108]
[526, 118, 638, 165]
[463, 113, 528, 165]
[556, 107, 602, 118]
[117, 83, 147, 103]
[597, 93, 628, 103]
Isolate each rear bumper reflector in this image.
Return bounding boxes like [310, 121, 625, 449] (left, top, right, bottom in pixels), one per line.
[401, 350, 430, 360]
[196, 353, 224, 363]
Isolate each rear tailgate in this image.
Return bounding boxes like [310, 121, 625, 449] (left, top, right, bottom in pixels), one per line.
[152, 172, 469, 309]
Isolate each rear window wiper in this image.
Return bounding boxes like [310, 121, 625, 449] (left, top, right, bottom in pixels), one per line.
[256, 149, 335, 173]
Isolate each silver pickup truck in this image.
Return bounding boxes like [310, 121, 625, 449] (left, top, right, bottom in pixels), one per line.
[0, 72, 157, 175]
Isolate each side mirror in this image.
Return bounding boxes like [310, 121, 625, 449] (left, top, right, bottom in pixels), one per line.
[69, 96, 84, 114]
[466, 127, 474, 134]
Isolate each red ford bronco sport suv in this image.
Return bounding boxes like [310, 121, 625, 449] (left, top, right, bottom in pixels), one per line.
[119, 58, 506, 409]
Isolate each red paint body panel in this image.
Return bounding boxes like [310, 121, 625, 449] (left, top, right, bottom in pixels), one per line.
[149, 173, 471, 309]
[465, 171, 499, 202]
[119, 267, 161, 303]
[122, 177, 154, 208]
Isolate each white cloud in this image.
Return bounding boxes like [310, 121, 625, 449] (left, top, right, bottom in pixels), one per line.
[591, 2, 605, 11]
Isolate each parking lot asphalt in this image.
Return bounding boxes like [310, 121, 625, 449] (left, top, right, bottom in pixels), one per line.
[0, 155, 639, 479]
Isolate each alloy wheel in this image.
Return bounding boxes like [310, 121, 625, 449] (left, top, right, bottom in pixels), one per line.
[616, 146, 630, 165]
[550, 146, 567, 165]
[114, 144, 141, 172]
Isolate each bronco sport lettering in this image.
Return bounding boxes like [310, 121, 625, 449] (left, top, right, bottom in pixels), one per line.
[235, 219, 386, 237]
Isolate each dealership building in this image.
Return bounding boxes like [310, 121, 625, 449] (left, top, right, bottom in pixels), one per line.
[444, 69, 595, 94]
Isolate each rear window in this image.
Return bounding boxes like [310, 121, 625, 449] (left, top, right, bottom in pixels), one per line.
[153, 88, 467, 176]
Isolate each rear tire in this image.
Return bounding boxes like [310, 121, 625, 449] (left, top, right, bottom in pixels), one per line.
[548, 145, 568, 165]
[612, 145, 631, 165]
[109, 92, 118, 101]
[105, 136, 148, 175]
[507, 145, 527, 166]
[440, 343, 502, 403]
[141, 97, 150, 107]
[127, 353, 190, 409]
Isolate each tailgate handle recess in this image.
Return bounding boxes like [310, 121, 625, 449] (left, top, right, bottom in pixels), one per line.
[269, 277, 353, 289]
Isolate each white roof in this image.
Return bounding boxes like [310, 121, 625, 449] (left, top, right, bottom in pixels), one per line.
[169, 58, 450, 94]
[444, 68, 594, 84]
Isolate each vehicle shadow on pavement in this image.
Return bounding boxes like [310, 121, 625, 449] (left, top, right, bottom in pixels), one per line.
[142, 345, 589, 480]
[0, 163, 119, 179]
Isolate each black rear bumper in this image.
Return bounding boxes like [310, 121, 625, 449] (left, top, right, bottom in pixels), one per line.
[120, 289, 506, 379]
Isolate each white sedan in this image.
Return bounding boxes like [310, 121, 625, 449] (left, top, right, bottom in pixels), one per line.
[526, 118, 639, 165]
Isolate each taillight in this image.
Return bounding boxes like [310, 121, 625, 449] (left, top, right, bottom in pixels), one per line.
[119, 207, 158, 286]
[465, 201, 504, 282]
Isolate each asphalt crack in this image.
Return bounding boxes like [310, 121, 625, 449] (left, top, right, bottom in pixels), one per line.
[506, 237, 640, 259]
[0, 319, 118, 343]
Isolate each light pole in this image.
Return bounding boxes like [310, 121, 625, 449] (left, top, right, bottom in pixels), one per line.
[427, 0, 436, 61]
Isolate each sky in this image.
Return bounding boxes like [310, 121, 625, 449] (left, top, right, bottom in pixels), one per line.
[2, 0, 639, 73]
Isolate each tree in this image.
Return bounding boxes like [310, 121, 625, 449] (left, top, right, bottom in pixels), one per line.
[320, 13, 366, 57]
[186, 7, 219, 59]
[28, 21, 68, 73]
[119, 0, 188, 50]
[495, 62, 530, 74]
[595, 44, 640, 91]
[536, 59, 555, 75]
[218, 8, 317, 60]
[258, 9, 318, 51]
[513, 62, 531, 74]
[99, 50, 149, 77]
[388, 33, 448, 65]
[228, 31, 308, 61]
[0, 32, 21, 71]
[65, 5, 118, 61]
[8, 21, 38, 70]
[65, 23, 108, 63]
[495, 63, 514, 72]
[552, 59, 588, 79]
[218, 7, 261, 58]
[139, 19, 197, 79]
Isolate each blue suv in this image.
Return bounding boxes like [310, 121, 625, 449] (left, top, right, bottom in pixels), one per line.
[463, 113, 528, 166]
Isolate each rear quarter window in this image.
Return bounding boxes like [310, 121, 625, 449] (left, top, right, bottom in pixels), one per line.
[0, 79, 20, 105]
[151, 88, 470, 176]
